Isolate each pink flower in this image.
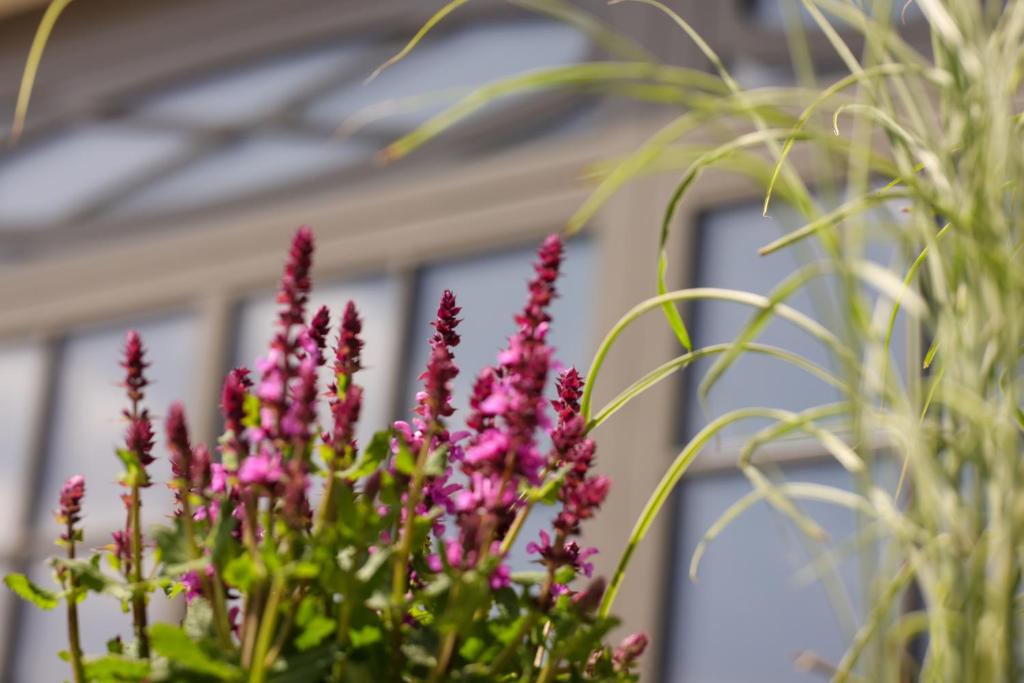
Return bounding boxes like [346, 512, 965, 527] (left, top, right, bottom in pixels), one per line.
[613, 632, 649, 672]
[452, 236, 565, 567]
[238, 450, 284, 488]
[325, 301, 364, 452]
[165, 402, 194, 514]
[56, 475, 85, 541]
[220, 368, 252, 458]
[120, 330, 149, 403]
[253, 227, 316, 441]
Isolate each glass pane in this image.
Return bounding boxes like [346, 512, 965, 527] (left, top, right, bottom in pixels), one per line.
[682, 201, 907, 440]
[306, 20, 591, 131]
[13, 559, 180, 682]
[37, 315, 199, 534]
[234, 275, 402, 450]
[664, 459, 895, 682]
[0, 343, 45, 549]
[746, 0, 921, 30]
[0, 125, 187, 228]
[112, 134, 373, 217]
[402, 238, 596, 570]
[137, 44, 369, 127]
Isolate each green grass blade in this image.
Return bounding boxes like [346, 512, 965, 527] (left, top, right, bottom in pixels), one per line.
[366, 0, 472, 83]
[597, 405, 825, 617]
[690, 481, 873, 581]
[381, 62, 726, 161]
[580, 287, 852, 421]
[589, 342, 844, 431]
[758, 185, 912, 256]
[884, 223, 950, 353]
[9, 0, 75, 145]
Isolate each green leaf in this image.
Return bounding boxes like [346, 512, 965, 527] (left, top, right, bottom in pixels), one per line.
[339, 430, 390, 479]
[115, 448, 146, 486]
[348, 624, 382, 649]
[289, 561, 320, 580]
[153, 523, 189, 567]
[295, 615, 336, 651]
[509, 571, 547, 586]
[149, 623, 241, 679]
[82, 654, 150, 681]
[223, 555, 259, 591]
[394, 441, 416, 476]
[242, 393, 261, 429]
[53, 557, 131, 600]
[4, 573, 58, 610]
[423, 445, 449, 477]
[459, 636, 485, 660]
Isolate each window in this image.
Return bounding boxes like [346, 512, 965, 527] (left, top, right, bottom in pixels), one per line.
[743, 0, 923, 30]
[0, 343, 46, 550]
[662, 198, 909, 681]
[666, 461, 871, 683]
[0, 12, 597, 258]
[37, 315, 200, 533]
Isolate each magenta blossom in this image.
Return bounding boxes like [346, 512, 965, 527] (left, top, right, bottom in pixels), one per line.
[57, 475, 85, 542]
[613, 632, 649, 672]
[238, 449, 285, 488]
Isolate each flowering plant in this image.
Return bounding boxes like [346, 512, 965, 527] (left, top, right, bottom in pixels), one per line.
[6, 227, 646, 682]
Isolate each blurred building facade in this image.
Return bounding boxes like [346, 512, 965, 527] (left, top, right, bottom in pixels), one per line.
[0, 1, 927, 681]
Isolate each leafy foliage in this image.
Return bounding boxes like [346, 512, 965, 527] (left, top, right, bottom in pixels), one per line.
[7, 229, 644, 682]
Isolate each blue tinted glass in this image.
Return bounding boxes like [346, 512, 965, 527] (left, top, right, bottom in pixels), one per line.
[683, 201, 907, 440]
[0, 343, 45, 549]
[38, 315, 199, 533]
[14, 559, 180, 682]
[748, 0, 922, 29]
[664, 459, 896, 682]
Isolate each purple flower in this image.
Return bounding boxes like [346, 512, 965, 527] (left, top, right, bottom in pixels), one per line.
[254, 227, 316, 440]
[56, 475, 85, 541]
[181, 570, 204, 602]
[220, 368, 252, 458]
[526, 530, 598, 578]
[120, 331, 155, 491]
[571, 576, 606, 615]
[165, 402, 193, 513]
[238, 449, 284, 488]
[110, 530, 131, 568]
[613, 632, 649, 672]
[452, 236, 565, 569]
[191, 444, 212, 496]
[431, 289, 461, 350]
[121, 330, 149, 403]
[278, 226, 314, 328]
[281, 353, 318, 443]
[303, 305, 330, 363]
[281, 458, 311, 529]
[326, 301, 364, 453]
[551, 367, 584, 425]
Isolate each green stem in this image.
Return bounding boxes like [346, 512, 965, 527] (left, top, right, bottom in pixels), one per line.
[64, 522, 85, 683]
[389, 436, 434, 671]
[249, 572, 285, 683]
[129, 482, 149, 658]
[179, 469, 233, 649]
[331, 597, 353, 681]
